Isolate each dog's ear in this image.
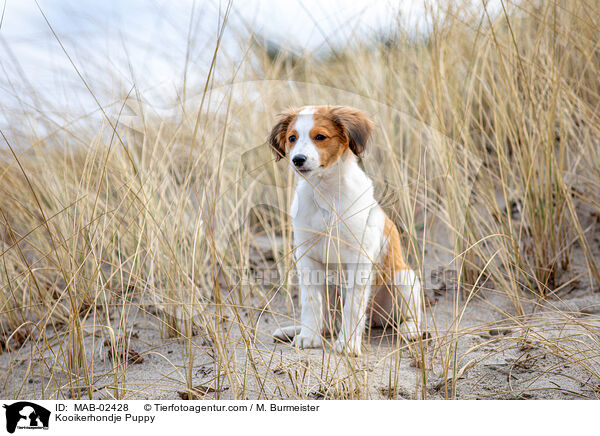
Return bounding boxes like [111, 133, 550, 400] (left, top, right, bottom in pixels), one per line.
[268, 109, 297, 160]
[330, 106, 373, 156]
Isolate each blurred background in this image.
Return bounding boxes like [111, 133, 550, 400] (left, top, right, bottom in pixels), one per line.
[0, 0, 439, 128]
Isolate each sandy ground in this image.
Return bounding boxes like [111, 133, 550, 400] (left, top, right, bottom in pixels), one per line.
[2, 228, 600, 400]
[2, 276, 599, 399]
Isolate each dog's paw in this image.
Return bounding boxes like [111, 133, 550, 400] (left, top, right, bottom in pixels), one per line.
[400, 320, 421, 342]
[334, 336, 362, 356]
[292, 332, 322, 349]
[272, 325, 299, 343]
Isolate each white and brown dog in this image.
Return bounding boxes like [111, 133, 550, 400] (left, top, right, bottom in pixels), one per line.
[270, 105, 422, 355]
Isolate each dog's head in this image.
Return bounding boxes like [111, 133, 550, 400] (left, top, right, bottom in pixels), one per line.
[268, 106, 373, 174]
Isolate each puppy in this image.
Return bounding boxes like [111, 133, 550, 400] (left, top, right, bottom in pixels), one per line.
[270, 106, 422, 355]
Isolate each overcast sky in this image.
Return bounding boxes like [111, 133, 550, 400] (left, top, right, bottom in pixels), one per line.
[0, 0, 506, 140]
[0, 1, 435, 120]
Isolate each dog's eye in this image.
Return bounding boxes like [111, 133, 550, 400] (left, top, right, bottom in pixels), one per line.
[314, 134, 327, 141]
[288, 135, 296, 143]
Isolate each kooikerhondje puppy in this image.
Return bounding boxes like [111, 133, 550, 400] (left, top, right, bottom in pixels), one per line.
[270, 106, 422, 355]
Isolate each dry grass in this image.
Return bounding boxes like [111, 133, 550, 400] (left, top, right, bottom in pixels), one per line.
[1, 0, 599, 399]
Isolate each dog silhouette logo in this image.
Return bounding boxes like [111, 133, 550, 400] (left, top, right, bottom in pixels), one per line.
[3, 402, 50, 433]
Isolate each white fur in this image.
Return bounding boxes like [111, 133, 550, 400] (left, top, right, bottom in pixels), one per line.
[273, 111, 423, 355]
[288, 107, 320, 172]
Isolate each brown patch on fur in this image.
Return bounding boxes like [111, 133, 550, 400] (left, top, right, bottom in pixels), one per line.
[375, 214, 409, 285]
[268, 108, 298, 160]
[327, 106, 373, 156]
[310, 108, 350, 167]
[306, 105, 374, 166]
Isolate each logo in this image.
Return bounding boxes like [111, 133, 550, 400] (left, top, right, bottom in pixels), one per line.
[2, 402, 50, 433]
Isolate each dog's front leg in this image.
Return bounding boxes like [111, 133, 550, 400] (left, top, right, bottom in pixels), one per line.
[335, 264, 373, 356]
[292, 256, 325, 349]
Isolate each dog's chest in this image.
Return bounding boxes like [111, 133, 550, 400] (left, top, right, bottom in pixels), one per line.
[291, 178, 384, 263]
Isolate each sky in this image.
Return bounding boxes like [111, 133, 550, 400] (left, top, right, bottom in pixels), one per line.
[0, 0, 441, 128]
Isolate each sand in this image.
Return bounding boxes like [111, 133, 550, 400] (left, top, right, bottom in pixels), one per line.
[2, 217, 600, 400]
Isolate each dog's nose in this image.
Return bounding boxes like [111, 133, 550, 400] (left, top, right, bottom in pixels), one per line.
[292, 155, 307, 167]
